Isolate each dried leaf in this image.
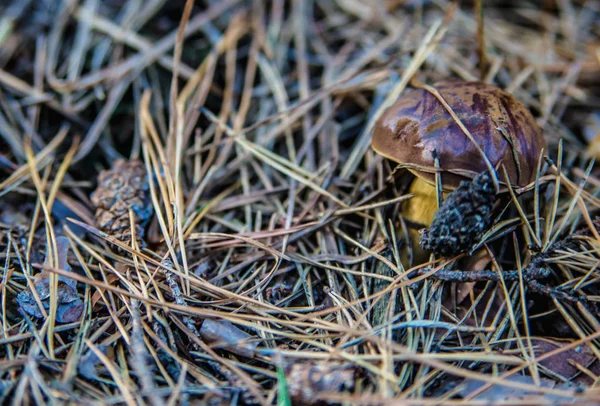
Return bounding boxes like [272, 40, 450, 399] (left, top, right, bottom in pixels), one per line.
[530, 338, 596, 380]
[17, 236, 83, 324]
[199, 319, 258, 358]
[91, 273, 120, 309]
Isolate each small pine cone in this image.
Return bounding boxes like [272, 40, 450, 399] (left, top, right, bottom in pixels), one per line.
[91, 159, 152, 247]
[419, 171, 496, 257]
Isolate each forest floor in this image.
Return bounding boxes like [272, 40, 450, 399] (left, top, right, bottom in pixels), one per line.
[0, 1, 599, 405]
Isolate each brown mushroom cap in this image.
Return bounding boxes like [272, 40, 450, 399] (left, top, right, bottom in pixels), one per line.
[371, 81, 546, 189]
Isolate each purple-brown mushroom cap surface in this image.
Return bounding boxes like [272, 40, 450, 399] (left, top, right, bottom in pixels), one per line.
[371, 81, 546, 189]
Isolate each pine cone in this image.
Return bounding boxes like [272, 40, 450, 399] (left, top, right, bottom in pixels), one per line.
[419, 171, 496, 257]
[91, 159, 153, 247]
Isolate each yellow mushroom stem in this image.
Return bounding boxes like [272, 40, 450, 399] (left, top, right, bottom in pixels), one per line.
[401, 176, 447, 264]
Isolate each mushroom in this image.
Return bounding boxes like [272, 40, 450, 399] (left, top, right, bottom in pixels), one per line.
[371, 80, 546, 261]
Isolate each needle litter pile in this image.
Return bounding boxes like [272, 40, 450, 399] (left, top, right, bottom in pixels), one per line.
[0, 1, 599, 405]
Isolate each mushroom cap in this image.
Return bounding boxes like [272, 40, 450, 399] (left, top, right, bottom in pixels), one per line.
[371, 81, 546, 189]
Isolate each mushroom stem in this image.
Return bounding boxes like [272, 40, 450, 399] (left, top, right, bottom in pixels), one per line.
[402, 176, 443, 264]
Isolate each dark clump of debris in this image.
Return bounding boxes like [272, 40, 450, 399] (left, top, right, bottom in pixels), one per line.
[419, 171, 496, 257]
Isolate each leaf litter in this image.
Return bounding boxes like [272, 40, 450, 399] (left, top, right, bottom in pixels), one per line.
[0, 0, 599, 405]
